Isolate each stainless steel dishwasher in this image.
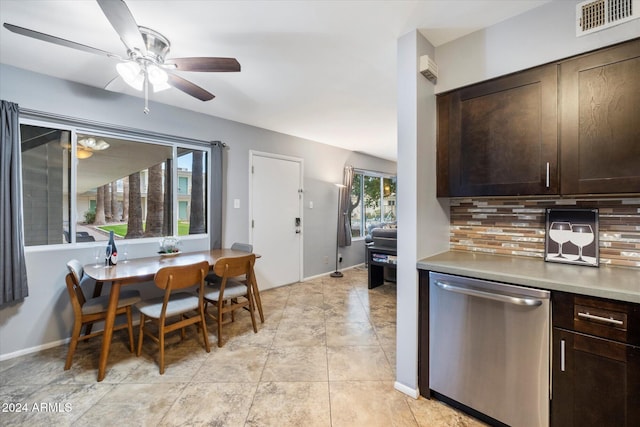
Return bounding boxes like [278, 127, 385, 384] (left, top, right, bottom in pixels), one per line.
[429, 272, 550, 427]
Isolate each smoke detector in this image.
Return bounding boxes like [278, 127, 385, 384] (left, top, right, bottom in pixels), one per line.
[419, 55, 438, 83]
[576, 0, 639, 36]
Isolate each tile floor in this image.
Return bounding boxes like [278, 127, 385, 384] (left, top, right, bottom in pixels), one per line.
[0, 267, 485, 426]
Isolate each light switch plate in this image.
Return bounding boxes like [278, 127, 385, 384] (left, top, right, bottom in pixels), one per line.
[233, 199, 240, 209]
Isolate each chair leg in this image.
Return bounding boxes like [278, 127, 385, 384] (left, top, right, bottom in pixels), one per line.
[217, 302, 224, 347]
[249, 272, 265, 323]
[64, 319, 83, 370]
[136, 314, 145, 356]
[159, 322, 165, 375]
[126, 307, 135, 353]
[83, 323, 95, 338]
[247, 290, 258, 334]
[200, 306, 210, 353]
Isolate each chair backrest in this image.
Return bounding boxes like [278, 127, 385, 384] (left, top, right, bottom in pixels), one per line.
[65, 272, 86, 314]
[154, 261, 210, 291]
[230, 242, 253, 253]
[213, 254, 256, 280]
[67, 259, 84, 286]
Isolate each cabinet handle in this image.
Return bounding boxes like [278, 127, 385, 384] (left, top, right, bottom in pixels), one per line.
[560, 339, 565, 372]
[545, 162, 550, 188]
[577, 311, 623, 326]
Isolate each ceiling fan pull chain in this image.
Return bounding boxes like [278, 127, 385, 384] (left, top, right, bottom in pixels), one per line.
[143, 69, 150, 114]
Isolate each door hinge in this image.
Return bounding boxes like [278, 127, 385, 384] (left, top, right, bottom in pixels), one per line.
[251, 219, 254, 228]
[251, 165, 254, 174]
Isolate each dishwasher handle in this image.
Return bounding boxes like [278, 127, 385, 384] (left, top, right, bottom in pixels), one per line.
[435, 281, 544, 307]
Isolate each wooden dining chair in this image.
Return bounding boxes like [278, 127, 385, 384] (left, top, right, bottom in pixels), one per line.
[205, 243, 264, 323]
[64, 261, 141, 370]
[66, 259, 107, 337]
[135, 260, 211, 374]
[203, 254, 258, 347]
[205, 242, 253, 285]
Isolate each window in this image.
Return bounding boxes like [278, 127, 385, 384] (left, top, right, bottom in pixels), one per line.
[20, 121, 209, 246]
[349, 171, 396, 238]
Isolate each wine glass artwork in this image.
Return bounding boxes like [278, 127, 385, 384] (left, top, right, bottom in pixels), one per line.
[545, 208, 598, 267]
[548, 222, 572, 259]
[570, 224, 594, 263]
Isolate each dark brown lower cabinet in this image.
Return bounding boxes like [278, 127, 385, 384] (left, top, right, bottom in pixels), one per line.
[551, 328, 640, 426]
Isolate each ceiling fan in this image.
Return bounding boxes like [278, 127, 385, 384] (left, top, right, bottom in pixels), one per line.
[3, 0, 240, 113]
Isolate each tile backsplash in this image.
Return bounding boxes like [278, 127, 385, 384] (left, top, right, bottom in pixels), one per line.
[450, 197, 640, 269]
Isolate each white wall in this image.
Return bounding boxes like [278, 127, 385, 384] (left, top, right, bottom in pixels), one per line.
[395, 0, 639, 398]
[395, 31, 450, 397]
[0, 64, 395, 359]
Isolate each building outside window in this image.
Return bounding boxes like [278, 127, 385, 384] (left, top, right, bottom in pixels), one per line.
[19, 121, 209, 246]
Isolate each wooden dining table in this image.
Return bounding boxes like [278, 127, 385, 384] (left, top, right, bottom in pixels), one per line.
[83, 248, 263, 382]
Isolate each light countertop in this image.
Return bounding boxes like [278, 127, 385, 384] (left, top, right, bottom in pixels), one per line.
[417, 251, 640, 304]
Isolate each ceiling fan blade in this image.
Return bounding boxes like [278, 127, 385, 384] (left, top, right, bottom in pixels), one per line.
[3, 23, 120, 59]
[96, 0, 146, 54]
[167, 74, 215, 101]
[166, 57, 241, 72]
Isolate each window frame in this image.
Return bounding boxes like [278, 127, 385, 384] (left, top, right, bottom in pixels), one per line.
[19, 112, 212, 248]
[349, 169, 397, 240]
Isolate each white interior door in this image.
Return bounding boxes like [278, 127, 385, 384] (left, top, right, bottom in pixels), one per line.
[250, 152, 302, 289]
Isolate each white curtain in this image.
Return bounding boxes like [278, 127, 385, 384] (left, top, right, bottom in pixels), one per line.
[337, 165, 354, 247]
[0, 100, 29, 306]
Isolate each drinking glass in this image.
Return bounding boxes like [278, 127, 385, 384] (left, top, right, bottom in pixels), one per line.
[548, 222, 572, 258]
[105, 244, 112, 267]
[120, 242, 129, 263]
[570, 224, 594, 263]
[93, 245, 102, 267]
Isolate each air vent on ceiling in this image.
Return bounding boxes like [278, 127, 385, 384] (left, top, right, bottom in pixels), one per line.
[576, 0, 639, 36]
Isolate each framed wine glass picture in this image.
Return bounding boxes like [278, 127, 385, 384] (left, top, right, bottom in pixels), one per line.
[545, 208, 599, 267]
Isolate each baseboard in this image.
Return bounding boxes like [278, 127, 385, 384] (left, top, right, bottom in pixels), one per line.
[302, 263, 366, 282]
[394, 381, 420, 399]
[0, 337, 70, 362]
[0, 319, 141, 362]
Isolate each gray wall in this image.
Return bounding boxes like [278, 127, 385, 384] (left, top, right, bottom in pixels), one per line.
[395, 1, 639, 396]
[0, 64, 395, 358]
[435, 0, 640, 94]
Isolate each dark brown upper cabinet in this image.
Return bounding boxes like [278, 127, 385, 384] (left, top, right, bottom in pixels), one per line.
[437, 37, 640, 198]
[559, 38, 640, 195]
[437, 64, 558, 197]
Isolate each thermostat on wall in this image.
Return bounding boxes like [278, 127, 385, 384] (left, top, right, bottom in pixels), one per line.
[419, 55, 438, 82]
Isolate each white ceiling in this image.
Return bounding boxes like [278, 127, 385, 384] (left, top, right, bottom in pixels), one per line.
[0, 0, 551, 161]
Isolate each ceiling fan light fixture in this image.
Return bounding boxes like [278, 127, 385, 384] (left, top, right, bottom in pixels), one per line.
[147, 63, 168, 86]
[116, 61, 144, 90]
[78, 137, 110, 151]
[76, 148, 93, 159]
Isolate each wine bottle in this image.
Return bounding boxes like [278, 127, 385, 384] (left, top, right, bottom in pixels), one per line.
[107, 230, 118, 266]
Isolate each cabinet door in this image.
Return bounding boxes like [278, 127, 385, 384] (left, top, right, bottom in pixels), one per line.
[560, 38, 640, 194]
[552, 328, 640, 427]
[438, 64, 558, 197]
